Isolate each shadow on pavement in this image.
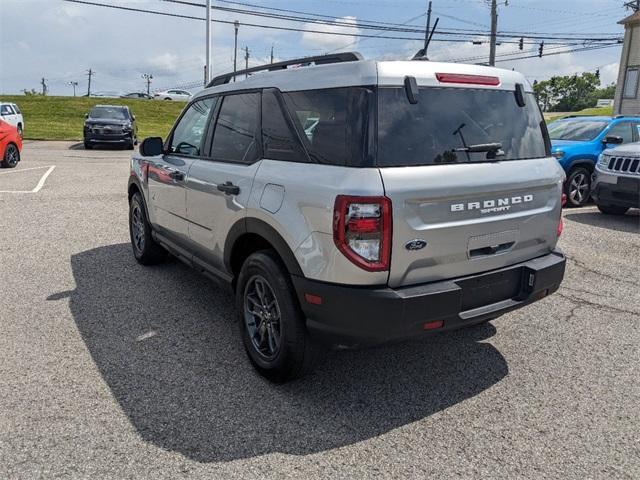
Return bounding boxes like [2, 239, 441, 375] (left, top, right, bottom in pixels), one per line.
[56, 243, 508, 463]
[68, 143, 130, 151]
[565, 209, 639, 234]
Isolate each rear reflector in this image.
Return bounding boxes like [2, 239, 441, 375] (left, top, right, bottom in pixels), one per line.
[436, 73, 500, 86]
[304, 293, 323, 305]
[423, 320, 444, 330]
[557, 217, 564, 237]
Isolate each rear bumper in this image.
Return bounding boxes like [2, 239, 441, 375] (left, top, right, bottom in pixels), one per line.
[293, 250, 566, 347]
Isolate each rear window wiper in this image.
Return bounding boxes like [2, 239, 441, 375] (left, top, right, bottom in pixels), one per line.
[452, 142, 505, 160]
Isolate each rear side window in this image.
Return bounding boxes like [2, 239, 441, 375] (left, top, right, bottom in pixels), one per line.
[377, 87, 547, 167]
[210, 92, 261, 164]
[607, 121, 634, 143]
[262, 89, 307, 162]
[283, 87, 372, 167]
[169, 97, 216, 156]
[12, 105, 20, 114]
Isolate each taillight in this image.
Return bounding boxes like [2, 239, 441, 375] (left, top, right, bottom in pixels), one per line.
[333, 195, 392, 272]
[557, 192, 565, 237]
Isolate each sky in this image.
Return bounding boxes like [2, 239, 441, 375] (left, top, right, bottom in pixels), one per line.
[0, 0, 631, 96]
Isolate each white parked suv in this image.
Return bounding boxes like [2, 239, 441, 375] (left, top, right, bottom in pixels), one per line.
[0, 102, 24, 137]
[153, 89, 192, 101]
[128, 53, 566, 382]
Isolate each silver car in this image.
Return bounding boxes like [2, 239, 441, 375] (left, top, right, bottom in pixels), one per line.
[128, 53, 566, 382]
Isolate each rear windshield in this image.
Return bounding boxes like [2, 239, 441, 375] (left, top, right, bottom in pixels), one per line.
[89, 107, 129, 120]
[547, 119, 607, 142]
[377, 87, 547, 167]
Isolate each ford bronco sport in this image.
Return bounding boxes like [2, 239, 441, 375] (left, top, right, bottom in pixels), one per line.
[128, 53, 566, 382]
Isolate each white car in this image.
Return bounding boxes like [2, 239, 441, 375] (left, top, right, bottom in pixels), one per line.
[0, 103, 24, 137]
[153, 89, 192, 101]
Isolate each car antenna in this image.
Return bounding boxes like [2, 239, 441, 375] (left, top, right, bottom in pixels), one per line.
[412, 17, 439, 61]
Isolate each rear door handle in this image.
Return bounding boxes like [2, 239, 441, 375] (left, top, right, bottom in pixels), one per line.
[217, 181, 240, 195]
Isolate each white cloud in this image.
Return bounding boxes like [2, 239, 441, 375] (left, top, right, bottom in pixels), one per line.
[301, 16, 360, 51]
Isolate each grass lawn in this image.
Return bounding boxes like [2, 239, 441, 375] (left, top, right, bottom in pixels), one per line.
[0, 95, 185, 141]
[545, 106, 614, 123]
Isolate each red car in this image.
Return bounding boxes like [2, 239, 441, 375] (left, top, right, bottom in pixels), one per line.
[0, 119, 22, 168]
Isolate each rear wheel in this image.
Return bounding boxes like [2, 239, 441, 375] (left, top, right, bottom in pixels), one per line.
[597, 204, 629, 215]
[84, 141, 92, 150]
[565, 167, 591, 207]
[1, 143, 19, 168]
[237, 251, 322, 382]
[129, 192, 167, 265]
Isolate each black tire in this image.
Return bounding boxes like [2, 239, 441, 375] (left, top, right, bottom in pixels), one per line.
[565, 166, 591, 207]
[126, 139, 135, 150]
[84, 141, 92, 150]
[164, 97, 172, 101]
[17, 124, 23, 138]
[129, 192, 167, 265]
[597, 204, 629, 215]
[1, 143, 19, 168]
[236, 250, 323, 382]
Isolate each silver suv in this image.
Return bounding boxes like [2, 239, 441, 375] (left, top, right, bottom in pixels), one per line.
[593, 143, 640, 215]
[128, 53, 566, 382]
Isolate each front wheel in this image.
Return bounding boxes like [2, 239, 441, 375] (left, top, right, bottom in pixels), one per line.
[565, 167, 591, 207]
[1, 143, 19, 168]
[597, 204, 629, 215]
[236, 251, 323, 383]
[129, 192, 167, 265]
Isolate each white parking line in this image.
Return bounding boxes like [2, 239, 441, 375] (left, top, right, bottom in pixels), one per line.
[0, 165, 54, 176]
[0, 165, 56, 193]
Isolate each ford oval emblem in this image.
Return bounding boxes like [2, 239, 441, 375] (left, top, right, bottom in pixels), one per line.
[405, 239, 427, 251]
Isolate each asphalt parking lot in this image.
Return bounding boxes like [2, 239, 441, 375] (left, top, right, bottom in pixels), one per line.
[1, 141, 639, 479]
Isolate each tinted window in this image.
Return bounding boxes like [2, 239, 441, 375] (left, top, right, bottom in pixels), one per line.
[169, 98, 215, 156]
[89, 106, 128, 120]
[283, 87, 372, 167]
[262, 89, 307, 162]
[12, 105, 20, 114]
[377, 88, 546, 166]
[1, 105, 13, 115]
[607, 121, 634, 143]
[548, 120, 608, 141]
[210, 93, 261, 163]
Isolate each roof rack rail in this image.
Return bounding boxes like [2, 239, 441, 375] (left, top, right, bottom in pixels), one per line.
[615, 114, 640, 118]
[207, 52, 364, 87]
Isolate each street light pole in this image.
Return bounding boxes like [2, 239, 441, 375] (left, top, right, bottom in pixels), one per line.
[233, 20, 239, 82]
[489, 0, 497, 66]
[205, 0, 211, 84]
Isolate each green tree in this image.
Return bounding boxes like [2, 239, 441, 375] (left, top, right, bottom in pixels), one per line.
[533, 73, 601, 112]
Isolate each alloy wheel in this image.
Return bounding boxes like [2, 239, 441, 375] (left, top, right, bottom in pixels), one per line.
[243, 275, 282, 360]
[5, 145, 18, 167]
[131, 204, 146, 253]
[569, 172, 589, 204]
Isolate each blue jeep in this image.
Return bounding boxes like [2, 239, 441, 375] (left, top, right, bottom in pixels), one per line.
[549, 115, 639, 207]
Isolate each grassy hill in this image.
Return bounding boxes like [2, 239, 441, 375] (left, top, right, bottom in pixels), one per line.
[0, 95, 185, 141]
[545, 106, 614, 123]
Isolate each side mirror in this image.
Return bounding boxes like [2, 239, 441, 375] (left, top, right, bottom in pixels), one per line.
[84, 113, 89, 119]
[603, 135, 623, 145]
[139, 137, 164, 156]
[131, 115, 136, 121]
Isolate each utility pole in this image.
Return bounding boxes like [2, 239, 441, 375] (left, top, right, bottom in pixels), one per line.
[489, 0, 498, 66]
[142, 73, 153, 95]
[205, 0, 212, 84]
[68, 81, 78, 97]
[424, 1, 432, 52]
[41, 77, 47, 96]
[233, 20, 239, 81]
[270, 44, 274, 64]
[244, 46, 250, 79]
[86, 69, 94, 96]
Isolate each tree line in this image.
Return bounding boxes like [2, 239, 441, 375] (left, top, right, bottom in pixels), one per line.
[533, 73, 616, 112]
